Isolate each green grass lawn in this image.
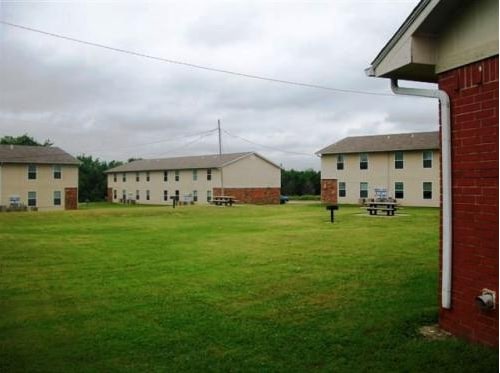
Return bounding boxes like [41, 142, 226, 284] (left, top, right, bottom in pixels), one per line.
[0, 203, 496, 372]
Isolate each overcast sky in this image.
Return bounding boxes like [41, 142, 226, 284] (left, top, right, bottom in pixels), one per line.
[0, 1, 439, 170]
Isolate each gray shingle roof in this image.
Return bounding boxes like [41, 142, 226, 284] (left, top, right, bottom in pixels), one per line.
[316, 131, 439, 155]
[0, 145, 80, 165]
[105, 152, 278, 173]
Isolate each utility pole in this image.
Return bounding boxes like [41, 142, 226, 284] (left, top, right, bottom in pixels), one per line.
[218, 119, 224, 196]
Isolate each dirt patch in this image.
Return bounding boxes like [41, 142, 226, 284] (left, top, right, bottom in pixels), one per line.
[419, 324, 453, 341]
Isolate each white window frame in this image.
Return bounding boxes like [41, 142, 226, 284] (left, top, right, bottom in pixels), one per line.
[337, 154, 344, 170]
[339, 182, 346, 197]
[394, 151, 404, 169]
[360, 182, 368, 198]
[53, 165, 62, 179]
[28, 164, 37, 180]
[423, 182, 432, 199]
[28, 191, 37, 206]
[359, 153, 368, 170]
[423, 151, 433, 168]
[395, 182, 404, 199]
[53, 190, 62, 206]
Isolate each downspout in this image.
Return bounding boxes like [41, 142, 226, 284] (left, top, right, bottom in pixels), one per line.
[390, 79, 452, 309]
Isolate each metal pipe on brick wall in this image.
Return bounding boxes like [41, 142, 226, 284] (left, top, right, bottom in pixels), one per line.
[390, 79, 452, 309]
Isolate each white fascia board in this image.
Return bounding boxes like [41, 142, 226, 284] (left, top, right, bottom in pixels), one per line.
[368, 0, 440, 78]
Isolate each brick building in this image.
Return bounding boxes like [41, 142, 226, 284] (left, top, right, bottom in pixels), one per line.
[366, 0, 498, 346]
[105, 152, 281, 205]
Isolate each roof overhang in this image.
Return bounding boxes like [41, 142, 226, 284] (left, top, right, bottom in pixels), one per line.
[366, 0, 498, 82]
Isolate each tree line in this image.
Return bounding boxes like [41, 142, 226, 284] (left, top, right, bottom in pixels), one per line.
[2, 134, 321, 201]
[281, 168, 320, 196]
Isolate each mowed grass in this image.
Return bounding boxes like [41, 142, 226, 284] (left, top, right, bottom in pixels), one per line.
[0, 203, 496, 372]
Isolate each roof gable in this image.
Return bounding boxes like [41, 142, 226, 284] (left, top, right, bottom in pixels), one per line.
[316, 131, 439, 155]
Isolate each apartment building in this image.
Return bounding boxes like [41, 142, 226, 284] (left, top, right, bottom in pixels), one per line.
[105, 152, 281, 205]
[317, 131, 440, 206]
[0, 145, 79, 211]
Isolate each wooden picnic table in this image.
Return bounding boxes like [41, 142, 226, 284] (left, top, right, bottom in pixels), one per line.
[212, 196, 237, 206]
[364, 201, 399, 216]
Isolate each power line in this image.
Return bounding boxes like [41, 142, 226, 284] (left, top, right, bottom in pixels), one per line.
[81, 128, 218, 154]
[138, 130, 216, 158]
[0, 20, 394, 97]
[223, 129, 316, 157]
[0, 128, 219, 162]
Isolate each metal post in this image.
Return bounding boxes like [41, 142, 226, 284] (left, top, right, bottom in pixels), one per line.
[218, 119, 224, 196]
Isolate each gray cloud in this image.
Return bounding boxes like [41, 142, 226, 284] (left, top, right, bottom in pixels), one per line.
[0, 1, 437, 170]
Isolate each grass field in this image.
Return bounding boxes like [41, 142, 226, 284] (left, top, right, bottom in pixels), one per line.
[0, 203, 497, 372]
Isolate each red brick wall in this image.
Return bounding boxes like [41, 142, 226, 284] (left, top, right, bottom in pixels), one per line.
[321, 179, 338, 204]
[64, 187, 78, 210]
[213, 187, 280, 204]
[437, 56, 498, 346]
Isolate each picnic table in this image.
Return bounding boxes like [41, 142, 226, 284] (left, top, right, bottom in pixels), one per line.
[212, 196, 237, 206]
[364, 200, 399, 216]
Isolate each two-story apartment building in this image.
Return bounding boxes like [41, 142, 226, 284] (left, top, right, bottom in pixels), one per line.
[0, 145, 79, 211]
[105, 152, 281, 205]
[316, 131, 440, 206]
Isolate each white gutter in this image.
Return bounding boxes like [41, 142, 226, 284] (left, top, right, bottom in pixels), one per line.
[390, 79, 452, 309]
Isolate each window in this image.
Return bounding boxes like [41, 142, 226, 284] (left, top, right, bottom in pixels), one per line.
[423, 182, 432, 199]
[163, 190, 168, 201]
[193, 190, 198, 202]
[146, 190, 150, 200]
[53, 191, 61, 206]
[394, 151, 404, 169]
[337, 154, 344, 170]
[122, 190, 126, 201]
[423, 151, 433, 168]
[164, 171, 168, 182]
[175, 190, 180, 200]
[146, 172, 150, 182]
[136, 172, 140, 182]
[136, 190, 140, 200]
[113, 189, 117, 199]
[28, 191, 36, 206]
[193, 169, 198, 181]
[360, 182, 368, 198]
[207, 169, 212, 181]
[207, 190, 212, 202]
[28, 164, 37, 180]
[339, 182, 346, 197]
[359, 153, 368, 170]
[122, 173, 126, 182]
[113, 173, 117, 182]
[395, 182, 404, 199]
[53, 165, 62, 179]
[175, 170, 180, 182]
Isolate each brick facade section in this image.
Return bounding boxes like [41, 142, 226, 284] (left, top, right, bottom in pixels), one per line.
[213, 187, 280, 204]
[437, 56, 498, 346]
[107, 187, 113, 202]
[321, 179, 338, 204]
[64, 187, 78, 210]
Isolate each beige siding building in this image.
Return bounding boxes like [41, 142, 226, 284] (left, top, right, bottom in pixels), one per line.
[317, 132, 440, 206]
[105, 152, 281, 205]
[0, 145, 79, 211]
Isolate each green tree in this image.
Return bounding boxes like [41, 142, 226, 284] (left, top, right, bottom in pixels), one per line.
[78, 155, 123, 202]
[281, 168, 320, 196]
[0, 134, 53, 146]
